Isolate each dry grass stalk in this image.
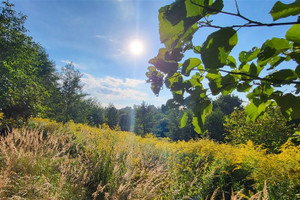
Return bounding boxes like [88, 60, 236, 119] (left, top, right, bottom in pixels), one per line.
[92, 182, 107, 200]
[207, 182, 269, 200]
[0, 128, 88, 199]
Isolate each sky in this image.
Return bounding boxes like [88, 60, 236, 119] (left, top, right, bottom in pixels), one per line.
[11, 0, 296, 108]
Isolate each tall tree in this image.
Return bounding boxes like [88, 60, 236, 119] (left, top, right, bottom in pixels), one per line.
[119, 107, 132, 131]
[134, 102, 157, 136]
[0, 1, 56, 122]
[213, 95, 242, 115]
[59, 63, 86, 123]
[87, 101, 105, 127]
[146, 0, 300, 133]
[204, 109, 225, 142]
[165, 108, 198, 141]
[204, 95, 242, 142]
[105, 104, 119, 129]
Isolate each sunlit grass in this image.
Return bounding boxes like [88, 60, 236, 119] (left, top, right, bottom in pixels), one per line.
[0, 118, 299, 199]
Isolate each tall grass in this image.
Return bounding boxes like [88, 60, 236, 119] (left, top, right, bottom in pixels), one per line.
[0, 118, 299, 199]
[0, 128, 89, 199]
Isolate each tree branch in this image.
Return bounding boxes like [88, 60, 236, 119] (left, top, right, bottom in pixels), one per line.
[234, 0, 240, 15]
[218, 69, 300, 85]
[198, 21, 300, 29]
[190, 0, 299, 28]
[190, 68, 300, 85]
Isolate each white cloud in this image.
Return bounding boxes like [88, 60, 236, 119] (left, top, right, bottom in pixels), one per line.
[60, 60, 88, 70]
[124, 78, 145, 87]
[95, 34, 118, 43]
[83, 74, 144, 89]
[81, 73, 148, 107]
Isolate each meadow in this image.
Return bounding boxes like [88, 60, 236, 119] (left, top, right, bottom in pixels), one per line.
[0, 118, 299, 200]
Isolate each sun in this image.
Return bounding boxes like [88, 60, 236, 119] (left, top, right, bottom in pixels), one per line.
[129, 40, 144, 55]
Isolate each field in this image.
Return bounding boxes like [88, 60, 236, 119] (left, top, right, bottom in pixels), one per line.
[0, 118, 299, 200]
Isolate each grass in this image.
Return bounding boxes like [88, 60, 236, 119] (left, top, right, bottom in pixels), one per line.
[0, 118, 299, 199]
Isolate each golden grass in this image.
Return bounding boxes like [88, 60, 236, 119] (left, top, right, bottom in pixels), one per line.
[0, 118, 299, 199]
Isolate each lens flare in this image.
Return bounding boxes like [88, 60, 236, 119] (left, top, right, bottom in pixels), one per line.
[129, 40, 144, 55]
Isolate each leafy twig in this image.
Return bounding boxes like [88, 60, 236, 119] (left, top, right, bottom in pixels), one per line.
[198, 21, 299, 29]
[190, 0, 299, 28]
[218, 69, 300, 85]
[190, 68, 300, 85]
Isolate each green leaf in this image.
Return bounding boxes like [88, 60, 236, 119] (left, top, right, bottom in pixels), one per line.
[185, 0, 224, 17]
[159, 0, 203, 49]
[182, 58, 202, 76]
[270, 0, 300, 21]
[185, 0, 205, 18]
[193, 46, 201, 54]
[221, 74, 237, 95]
[201, 28, 238, 72]
[186, 73, 203, 89]
[173, 91, 184, 104]
[286, 24, 300, 44]
[207, 72, 222, 95]
[149, 57, 178, 75]
[149, 48, 179, 74]
[192, 116, 201, 133]
[289, 49, 300, 64]
[248, 85, 274, 102]
[257, 38, 291, 66]
[295, 65, 300, 77]
[159, 2, 186, 48]
[269, 69, 298, 83]
[166, 72, 184, 91]
[273, 93, 300, 119]
[226, 56, 237, 68]
[239, 47, 260, 63]
[268, 56, 285, 70]
[240, 62, 264, 77]
[192, 100, 213, 133]
[147, 66, 156, 72]
[237, 82, 252, 92]
[206, 72, 221, 80]
[209, 0, 224, 14]
[165, 48, 184, 62]
[180, 111, 188, 128]
[245, 100, 272, 121]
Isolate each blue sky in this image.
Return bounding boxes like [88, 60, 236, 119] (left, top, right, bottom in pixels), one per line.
[12, 0, 296, 108]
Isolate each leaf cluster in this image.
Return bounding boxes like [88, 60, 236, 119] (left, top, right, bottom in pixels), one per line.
[147, 0, 300, 133]
[224, 106, 298, 153]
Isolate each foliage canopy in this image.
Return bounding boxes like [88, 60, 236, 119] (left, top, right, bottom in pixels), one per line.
[0, 1, 57, 121]
[146, 0, 300, 133]
[225, 106, 298, 153]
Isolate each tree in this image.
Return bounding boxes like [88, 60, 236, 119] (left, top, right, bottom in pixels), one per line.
[146, 0, 300, 133]
[105, 104, 119, 129]
[213, 95, 242, 115]
[166, 108, 198, 141]
[134, 102, 158, 136]
[87, 101, 105, 127]
[119, 107, 132, 131]
[224, 106, 298, 153]
[0, 1, 57, 122]
[59, 63, 86, 123]
[204, 95, 242, 141]
[204, 108, 225, 141]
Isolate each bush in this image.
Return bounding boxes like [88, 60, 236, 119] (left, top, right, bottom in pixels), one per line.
[224, 107, 298, 153]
